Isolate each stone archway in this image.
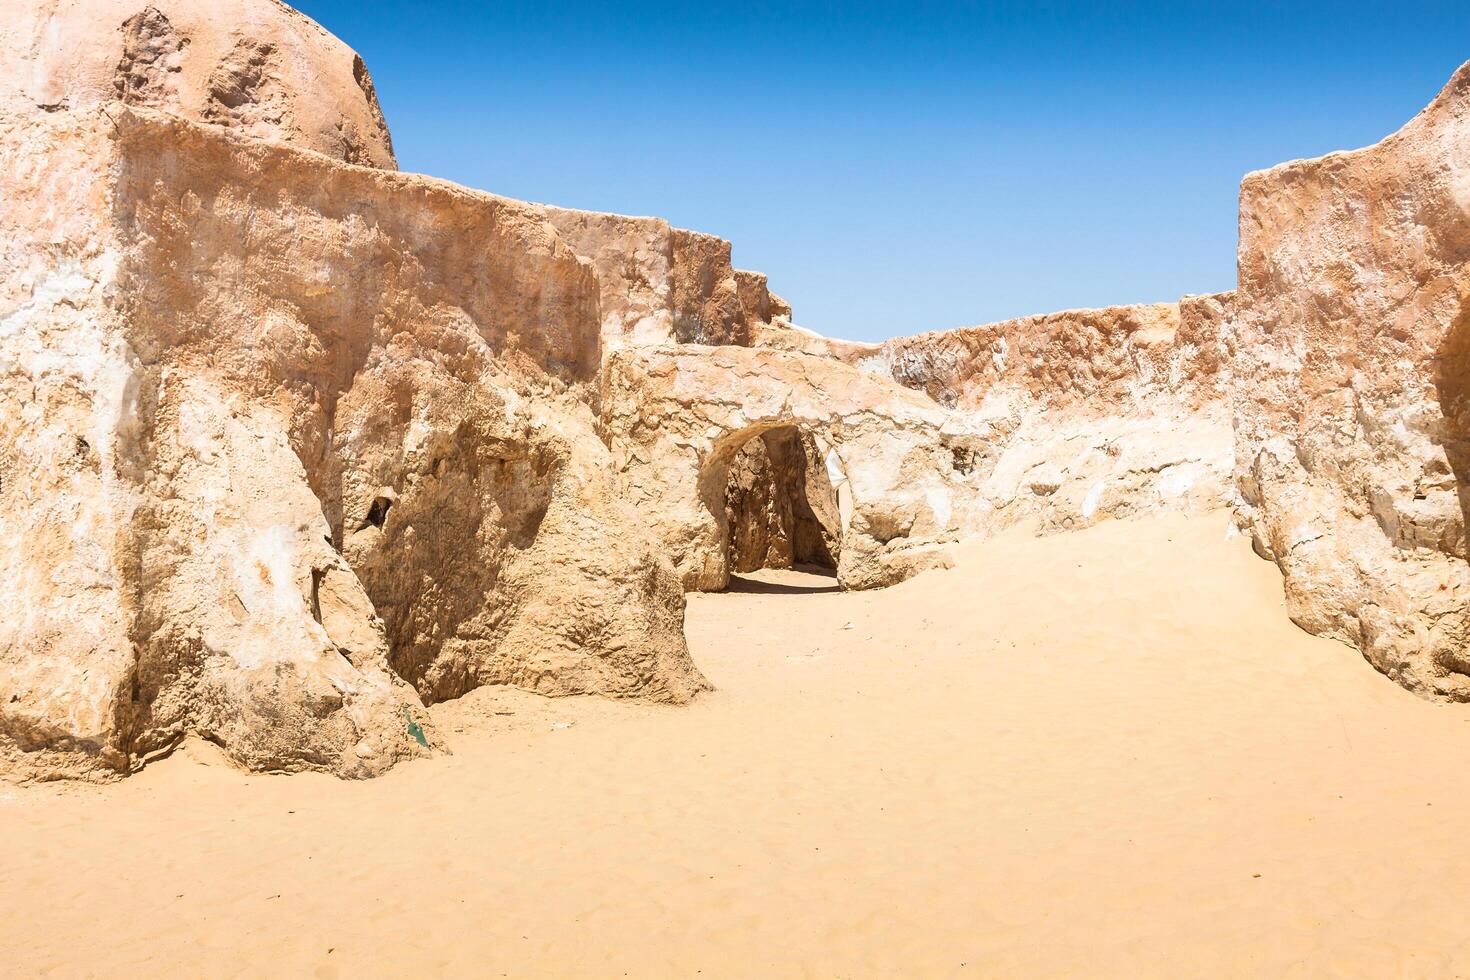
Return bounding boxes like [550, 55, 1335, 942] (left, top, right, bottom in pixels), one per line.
[601, 345, 969, 593]
[721, 424, 841, 578]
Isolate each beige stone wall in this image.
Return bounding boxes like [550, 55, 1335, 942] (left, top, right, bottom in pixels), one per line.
[1, 105, 704, 781]
[1232, 62, 1470, 700]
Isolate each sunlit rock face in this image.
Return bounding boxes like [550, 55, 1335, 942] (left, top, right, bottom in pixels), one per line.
[599, 345, 973, 593]
[8, 0, 1470, 785]
[1, 0, 397, 168]
[538, 207, 783, 351]
[754, 295, 1238, 538]
[0, 4, 703, 781]
[1232, 63, 1470, 700]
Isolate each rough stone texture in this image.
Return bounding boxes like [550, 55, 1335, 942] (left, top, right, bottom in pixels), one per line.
[755, 298, 1237, 537]
[601, 346, 982, 592]
[539, 209, 782, 352]
[724, 426, 840, 574]
[11, 0, 1470, 784]
[1, 0, 396, 168]
[1232, 62, 1470, 701]
[0, 99, 703, 781]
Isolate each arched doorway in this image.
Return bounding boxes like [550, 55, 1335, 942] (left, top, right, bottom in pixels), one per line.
[722, 425, 842, 580]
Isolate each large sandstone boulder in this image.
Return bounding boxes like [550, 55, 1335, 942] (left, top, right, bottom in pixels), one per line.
[1, 0, 396, 168]
[1232, 61, 1470, 700]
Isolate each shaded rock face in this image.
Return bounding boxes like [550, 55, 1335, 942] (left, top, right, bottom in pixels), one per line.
[2, 0, 397, 168]
[725, 427, 840, 574]
[1232, 63, 1470, 701]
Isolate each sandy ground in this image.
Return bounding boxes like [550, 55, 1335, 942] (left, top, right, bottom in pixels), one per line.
[5, 511, 1470, 978]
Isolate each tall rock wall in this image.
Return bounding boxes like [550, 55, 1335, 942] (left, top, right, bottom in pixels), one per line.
[0, 96, 705, 780]
[1233, 62, 1470, 700]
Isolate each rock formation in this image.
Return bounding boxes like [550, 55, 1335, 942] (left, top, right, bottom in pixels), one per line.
[601, 345, 977, 592]
[2, 0, 396, 167]
[5, 0, 1470, 781]
[756, 295, 1236, 536]
[1, 3, 703, 781]
[1232, 63, 1470, 700]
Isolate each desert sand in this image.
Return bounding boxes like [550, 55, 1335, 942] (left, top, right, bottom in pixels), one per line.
[5, 510, 1469, 979]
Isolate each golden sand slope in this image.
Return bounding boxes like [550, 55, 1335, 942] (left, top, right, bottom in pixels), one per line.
[4, 512, 1470, 978]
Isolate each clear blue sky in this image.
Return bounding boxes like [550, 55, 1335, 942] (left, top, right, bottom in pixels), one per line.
[294, 1, 1468, 342]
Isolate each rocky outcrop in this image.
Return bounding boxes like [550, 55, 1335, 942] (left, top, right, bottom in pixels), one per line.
[2, 0, 397, 167]
[9, 0, 1470, 784]
[1, 90, 701, 779]
[539, 209, 783, 352]
[1232, 63, 1470, 700]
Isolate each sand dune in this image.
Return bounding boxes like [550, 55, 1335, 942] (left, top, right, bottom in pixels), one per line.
[5, 511, 1470, 978]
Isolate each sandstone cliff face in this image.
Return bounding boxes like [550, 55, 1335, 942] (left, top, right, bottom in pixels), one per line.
[1, 0, 396, 168]
[10, 0, 1470, 782]
[1, 94, 703, 779]
[1233, 63, 1470, 700]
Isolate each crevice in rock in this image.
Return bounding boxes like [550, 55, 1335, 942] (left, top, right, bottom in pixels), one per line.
[359, 494, 393, 531]
[309, 568, 325, 624]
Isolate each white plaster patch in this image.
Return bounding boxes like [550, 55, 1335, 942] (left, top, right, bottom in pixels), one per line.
[926, 486, 953, 530]
[1155, 464, 1199, 499]
[1082, 480, 1106, 519]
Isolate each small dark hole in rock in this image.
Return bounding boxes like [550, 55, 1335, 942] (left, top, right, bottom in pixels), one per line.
[950, 446, 975, 475]
[359, 496, 392, 531]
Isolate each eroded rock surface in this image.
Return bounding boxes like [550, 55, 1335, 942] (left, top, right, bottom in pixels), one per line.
[2, 0, 397, 167]
[1232, 63, 1470, 700]
[1, 93, 701, 780]
[601, 346, 978, 592]
[539, 208, 782, 352]
[757, 295, 1237, 536]
[9, 0, 1470, 784]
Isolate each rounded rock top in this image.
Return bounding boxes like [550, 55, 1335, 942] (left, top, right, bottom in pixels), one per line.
[2, 0, 397, 169]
